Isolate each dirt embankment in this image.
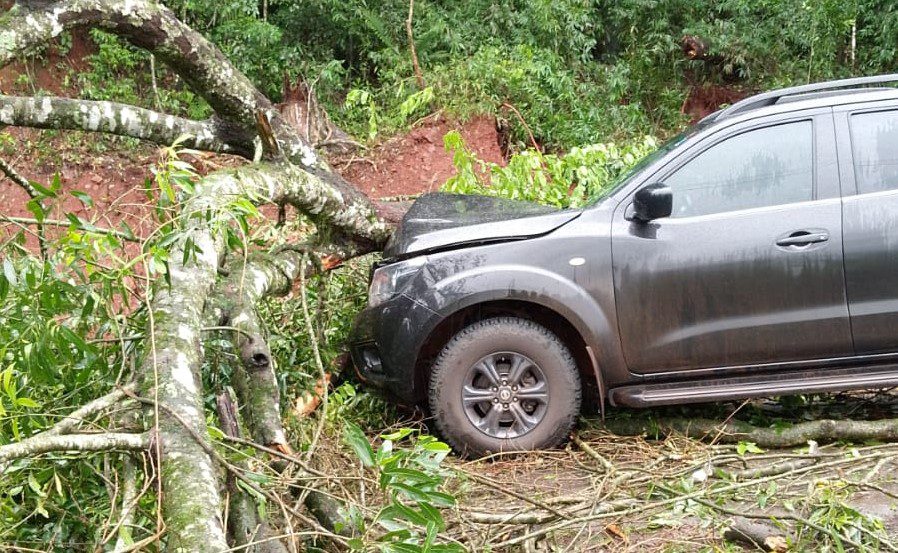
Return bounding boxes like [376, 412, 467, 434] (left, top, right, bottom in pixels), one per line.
[339, 115, 505, 199]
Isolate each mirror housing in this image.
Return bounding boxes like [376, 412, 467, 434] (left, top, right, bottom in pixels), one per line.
[632, 183, 673, 222]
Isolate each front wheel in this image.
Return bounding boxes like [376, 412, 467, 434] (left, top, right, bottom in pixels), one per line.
[428, 317, 581, 457]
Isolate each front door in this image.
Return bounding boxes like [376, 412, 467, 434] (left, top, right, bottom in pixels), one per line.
[612, 113, 853, 374]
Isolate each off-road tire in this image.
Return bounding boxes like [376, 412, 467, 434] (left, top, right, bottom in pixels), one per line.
[428, 317, 581, 457]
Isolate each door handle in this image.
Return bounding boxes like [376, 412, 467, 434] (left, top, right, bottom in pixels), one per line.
[775, 230, 830, 247]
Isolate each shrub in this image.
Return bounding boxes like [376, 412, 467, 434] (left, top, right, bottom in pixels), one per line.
[442, 130, 659, 208]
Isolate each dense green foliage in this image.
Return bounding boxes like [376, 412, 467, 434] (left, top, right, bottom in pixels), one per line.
[443, 130, 658, 207]
[72, 0, 898, 151]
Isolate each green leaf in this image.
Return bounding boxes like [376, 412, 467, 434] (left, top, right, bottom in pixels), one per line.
[381, 428, 414, 442]
[29, 180, 57, 198]
[28, 473, 46, 497]
[736, 441, 764, 455]
[344, 422, 375, 467]
[65, 213, 84, 230]
[16, 397, 38, 409]
[26, 199, 45, 223]
[70, 190, 94, 207]
[391, 482, 434, 504]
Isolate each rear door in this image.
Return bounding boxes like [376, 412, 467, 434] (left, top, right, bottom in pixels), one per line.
[612, 109, 853, 373]
[836, 102, 898, 354]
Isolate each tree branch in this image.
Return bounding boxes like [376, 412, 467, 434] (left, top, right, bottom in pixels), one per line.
[0, 432, 148, 467]
[0, 156, 38, 199]
[216, 392, 288, 553]
[227, 163, 394, 246]
[46, 383, 136, 436]
[0, 156, 47, 255]
[604, 416, 898, 448]
[0, 95, 252, 156]
[206, 248, 329, 448]
[2, 0, 391, 232]
[0, 215, 141, 242]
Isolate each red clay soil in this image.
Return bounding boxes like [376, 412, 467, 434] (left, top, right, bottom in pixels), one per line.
[338, 115, 505, 199]
[1, 114, 503, 250]
[0, 130, 246, 250]
[681, 84, 747, 122]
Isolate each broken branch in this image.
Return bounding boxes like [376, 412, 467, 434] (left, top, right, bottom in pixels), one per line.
[46, 383, 137, 436]
[0, 95, 250, 156]
[603, 416, 898, 448]
[0, 432, 148, 466]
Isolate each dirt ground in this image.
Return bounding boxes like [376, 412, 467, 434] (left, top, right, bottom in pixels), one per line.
[338, 113, 505, 199]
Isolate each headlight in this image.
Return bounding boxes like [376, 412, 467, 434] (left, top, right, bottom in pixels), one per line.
[368, 257, 426, 308]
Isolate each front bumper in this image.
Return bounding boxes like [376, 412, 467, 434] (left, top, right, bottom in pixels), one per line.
[349, 293, 441, 405]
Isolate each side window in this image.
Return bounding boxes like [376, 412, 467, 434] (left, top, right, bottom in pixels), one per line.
[664, 121, 814, 218]
[849, 111, 898, 194]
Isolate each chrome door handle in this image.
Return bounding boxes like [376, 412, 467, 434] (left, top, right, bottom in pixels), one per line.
[776, 230, 829, 247]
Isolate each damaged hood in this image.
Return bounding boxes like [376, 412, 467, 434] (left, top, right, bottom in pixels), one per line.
[383, 193, 581, 258]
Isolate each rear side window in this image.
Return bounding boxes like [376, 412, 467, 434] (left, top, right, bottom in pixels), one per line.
[850, 111, 898, 194]
[664, 121, 814, 218]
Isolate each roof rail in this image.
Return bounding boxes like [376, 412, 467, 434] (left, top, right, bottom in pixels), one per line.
[715, 74, 898, 121]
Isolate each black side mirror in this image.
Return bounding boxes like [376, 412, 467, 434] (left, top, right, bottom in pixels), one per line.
[632, 183, 673, 222]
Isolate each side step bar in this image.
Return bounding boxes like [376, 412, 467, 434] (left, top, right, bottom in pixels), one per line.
[610, 364, 898, 408]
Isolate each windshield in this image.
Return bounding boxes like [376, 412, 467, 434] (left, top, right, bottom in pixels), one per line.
[587, 124, 704, 205]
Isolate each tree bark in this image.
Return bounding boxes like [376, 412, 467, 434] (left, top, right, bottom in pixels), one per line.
[216, 392, 288, 553]
[0, 95, 250, 156]
[603, 416, 898, 448]
[0, 432, 148, 466]
[723, 517, 790, 552]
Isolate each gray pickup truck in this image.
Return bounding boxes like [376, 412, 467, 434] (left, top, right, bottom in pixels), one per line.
[351, 75, 898, 456]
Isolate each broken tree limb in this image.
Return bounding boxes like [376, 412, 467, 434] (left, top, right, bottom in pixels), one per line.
[46, 383, 136, 436]
[0, 156, 38, 198]
[204, 248, 355, 535]
[216, 391, 288, 553]
[723, 517, 790, 552]
[0, 431, 148, 466]
[278, 78, 356, 153]
[203, 163, 394, 248]
[206, 249, 309, 448]
[2, 0, 393, 228]
[681, 35, 712, 61]
[603, 416, 898, 448]
[0, 95, 251, 156]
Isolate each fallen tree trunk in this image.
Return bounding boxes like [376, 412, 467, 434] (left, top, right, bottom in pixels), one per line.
[723, 517, 790, 552]
[216, 392, 288, 553]
[603, 416, 898, 448]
